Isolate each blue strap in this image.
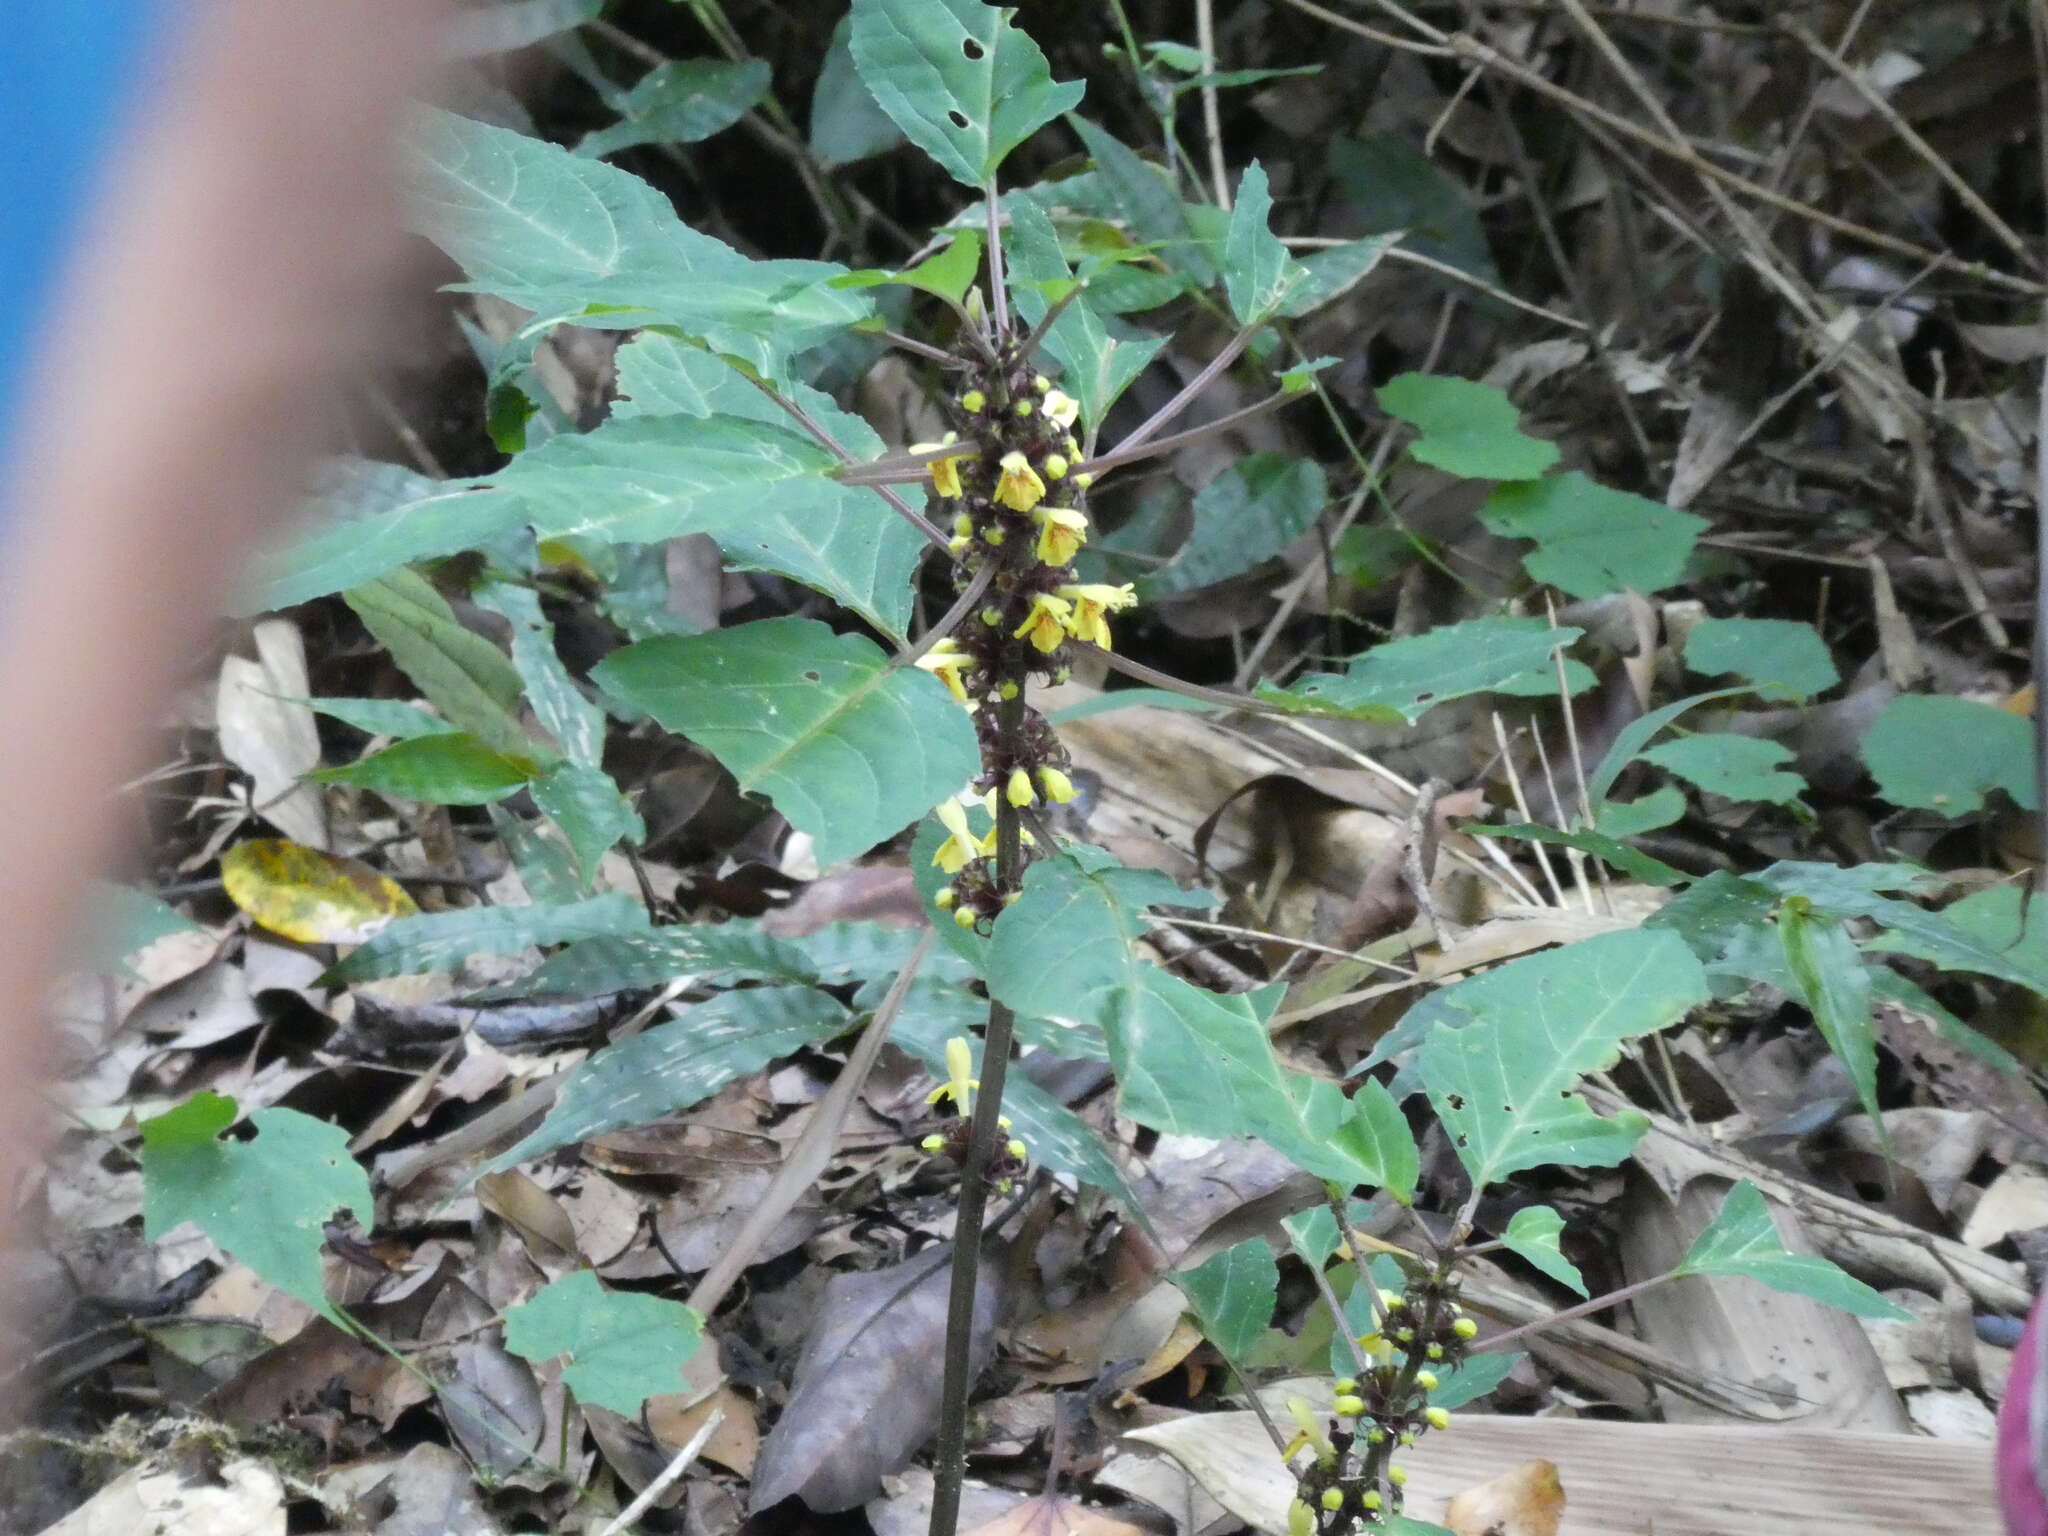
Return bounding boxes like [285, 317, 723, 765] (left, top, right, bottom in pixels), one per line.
[0, 1, 169, 531]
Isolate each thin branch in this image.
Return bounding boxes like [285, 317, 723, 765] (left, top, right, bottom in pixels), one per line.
[1016, 284, 1086, 367]
[1196, 0, 1231, 208]
[1476, 1272, 1675, 1354]
[985, 180, 1011, 338]
[1096, 320, 1262, 465]
[1073, 386, 1304, 479]
[895, 563, 996, 668]
[882, 329, 966, 367]
[745, 376, 954, 554]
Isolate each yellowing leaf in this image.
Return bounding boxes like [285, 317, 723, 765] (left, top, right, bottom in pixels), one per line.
[220, 839, 417, 944]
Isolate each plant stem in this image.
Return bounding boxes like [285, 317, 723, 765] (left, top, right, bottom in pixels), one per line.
[1475, 1270, 1674, 1353]
[1073, 386, 1302, 479]
[1095, 320, 1260, 464]
[928, 697, 1027, 1536]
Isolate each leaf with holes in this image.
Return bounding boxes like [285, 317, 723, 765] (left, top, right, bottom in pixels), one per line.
[1417, 929, 1708, 1186]
[1176, 1238, 1279, 1362]
[1255, 616, 1581, 723]
[142, 1092, 371, 1322]
[1685, 617, 1838, 701]
[502, 1270, 703, 1414]
[408, 110, 866, 381]
[848, 0, 1084, 188]
[1502, 1206, 1587, 1296]
[1675, 1182, 1908, 1320]
[1481, 473, 1704, 598]
[326, 892, 649, 982]
[1379, 374, 1557, 481]
[593, 617, 980, 866]
[492, 985, 849, 1169]
[1862, 693, 2037, 813]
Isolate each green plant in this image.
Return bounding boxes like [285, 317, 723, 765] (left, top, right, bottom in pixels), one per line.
[126, 2, 2048, 1530]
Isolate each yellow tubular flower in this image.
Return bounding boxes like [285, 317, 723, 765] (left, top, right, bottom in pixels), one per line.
[1031, 504, 1089, 567]
[1013, 592, 1072, 653]
[1037, 766, 1076, 803]
[1287, 1499, 1314, 1536]
[993, 451, 1047, 512]
[1056, 582, 1137, 650]
[926, 1035, 979, 1111]
[1006, 768, 1036, 808]
[1043, 388, 1080, 429]
[931, 797, 991, 874]
[1281, 1397, 1334, 1464]
[915, 639, 973, 705]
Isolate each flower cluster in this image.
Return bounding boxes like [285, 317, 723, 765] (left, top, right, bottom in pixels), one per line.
[918, 1035, 1029, 1184]
[909, 324, 1137, 929]
[1283, 1276, 1478, 1533]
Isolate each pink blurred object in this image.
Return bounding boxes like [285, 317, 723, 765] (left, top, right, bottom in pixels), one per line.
[2001, 1292, 2048, 1534]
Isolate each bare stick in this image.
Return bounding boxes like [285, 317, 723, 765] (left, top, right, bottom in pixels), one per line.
[598, 1408, 724, 1536]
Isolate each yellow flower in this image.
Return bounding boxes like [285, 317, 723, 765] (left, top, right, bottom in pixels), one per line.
[993, 451, 1047, 512]
[931, 797, 994, 874]
[914, 439, 970, 499]
[1056, 582, 1136, 650]
[914, 639, 973, 705]
[926, 1035, 979, 1111]
[1006, 768, 1036, 808]
[1031, 504, 1088, 567]
[1281, 1397, 1333, 1464]
[1013, 593, 1072, 653]
[1043, 388, 1080, 430]
[1037, 766, 1076, 803]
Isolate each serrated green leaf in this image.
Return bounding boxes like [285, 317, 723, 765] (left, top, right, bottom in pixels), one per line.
[327, 892, 649, 982]
[1254, 616, 1581, 724]
[1418, 929, 1708, 1185]
[574, 57, 771, 158]
[847, 0, 1083, 187]
[1176, 1237, 1278, 1361]
[1502, 1206, 1587, 1296]
[592, 617, 979, 866]
[1865, 884, 2048, 1005]
[1277, 234, 1400, 319]
[408, 111, 867, 381]
[247, 460, 519, 613]
[491, 414, 919, 640]
[1332, 1078, 1420, 1204]
[1862, 694, 2037, 813]
[493, 985, 849, 1168]
[835, 230, 985, 305]
[1675, 1182, 1908, 1319]
[811, 13, 908, 166]
[1005, 198, 1164, 431]
[474, 583, 606, 765]
[1642, 734, 1807, 807]
[1068, 117, 1216, 284]
[1379, 374, 1557, 481]
[529, 762, 644, 881]
[1141, 453, 1325, 598]
[1593, 785, 1687, 839]
[1473, 822, 1688, 886]
[307, 697, 456, 740]
[511, 922, 818, 996]
[1481, 473, 1704, 598]
[313, 732, 537, 805]
[1685, 617, 1838, 701]
[1779, 897, 1881, 1126]
[1222, 161, 1302, 323]
[344, 570, 529, 756]
[502, 1270, 703, 1413]
[142, 1093, 370, 1322]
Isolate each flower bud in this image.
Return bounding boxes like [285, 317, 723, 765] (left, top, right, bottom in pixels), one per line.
[998, 680, 1020, 701]
[953, 906, 979, 929]
[980, 607, 1002, 626]
[1389, 1466, 1408, 1487]
[1426, 1407, 1451, 1431]
[1007, 1138, 1028, 1160]
[1452, 1317, 1479, 1340]
[1044, 454, 1068, 479]
[1414, 1369, 1438, 1391]
[1073, 472, 1093, 489]
[921, 1134, 946, 1151]
[1333, 1378, 1357, 1395]
[1333, 1395, 1364, 1417]
[1037, 765, 1076, 802]
[1033, 374, 1052, 393]
[1361, 1491, 1381, 1512]
[1287, 1499, 1314, 1536]
[959, 389, 986, 413]
[934, 889, 957, 910]
[1319, 1488, 1344, 1512]
[1007, 768, 1036, 807]
[1014, 399, 1034, 417]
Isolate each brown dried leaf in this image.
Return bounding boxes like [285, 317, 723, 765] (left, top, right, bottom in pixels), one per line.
[963, 1492, 1151, 1536]
[749, 1242, 1003, 1513]
[1443, 1459, 1566, 1536]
